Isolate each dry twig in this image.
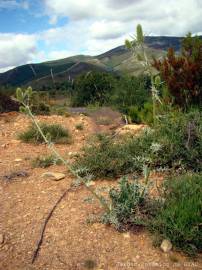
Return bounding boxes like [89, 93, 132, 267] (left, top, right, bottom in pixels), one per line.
[32, 187, 73, 264]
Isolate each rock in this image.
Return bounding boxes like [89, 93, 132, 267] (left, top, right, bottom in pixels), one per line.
[0, 234, 4, 245]
[14, 158, 22, 162]
[160, 239, 172, 253]
[123, 232, 130, 239]
[86, 181, 95, 186]
[1, 144, 8, 148]
[11, 140, 20, 144]
[42, 172, 66, 181]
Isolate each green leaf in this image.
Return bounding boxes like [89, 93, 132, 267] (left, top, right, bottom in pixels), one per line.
[125, 39, 132, 49]
[27, 86, 33, 97]
[136, 24, 144, 45]
[155, 76, 161, 87]
[16, 87, 24, 102]
[19, 106, 29, 114]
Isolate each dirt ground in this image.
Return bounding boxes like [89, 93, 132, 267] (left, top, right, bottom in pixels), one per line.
[0, 112, 201, 270]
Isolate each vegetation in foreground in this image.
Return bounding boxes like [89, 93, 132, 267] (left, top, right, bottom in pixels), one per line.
[74, 110, 202, 179]
[150, 173, 202, 256]
[18, 123, 71, 144]
[102, 174, 160, 231]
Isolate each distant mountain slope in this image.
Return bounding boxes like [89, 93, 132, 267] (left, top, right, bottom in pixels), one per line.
[0, 36, 199, 88]
[29, 62, 109, 88]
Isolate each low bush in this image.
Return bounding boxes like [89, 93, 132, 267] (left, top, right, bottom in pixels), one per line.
[128, 102, 153, 124]
[32, 155, 62, 168]
[149, 173, 202, 256]
[32, 102, 50, 115]
[151, 110, 202, 171]
[74, 110, 202, 179]
[74, 131, 155, 178]
[19, 123, 71, 144]
[102, 176, 159, 231]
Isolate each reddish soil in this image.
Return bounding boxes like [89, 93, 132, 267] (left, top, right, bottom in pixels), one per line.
[0, 113, 201, 270]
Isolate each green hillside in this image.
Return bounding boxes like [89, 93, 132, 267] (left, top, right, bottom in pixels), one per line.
[0, 36, 197, 88]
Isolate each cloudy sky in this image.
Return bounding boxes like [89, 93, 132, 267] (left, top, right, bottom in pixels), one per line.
[0, 0, 201, 72]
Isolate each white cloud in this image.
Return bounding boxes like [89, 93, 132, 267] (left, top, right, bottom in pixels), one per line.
[0, 33, 39, 71]
[0, 0, 29, 10]
[43, 0, 202, 36]
[46, 50, 75, 60]
[0, 0, 202, 72]
[90, 20, 129, 40]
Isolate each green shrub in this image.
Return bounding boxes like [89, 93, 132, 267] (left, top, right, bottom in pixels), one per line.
[74, 132, 152, 179]
[72, 71, 116, 106]
[150, 173, 202, 256]
[127, 102, 153, 124]
[51, 106, 67, 116]
[32, 102, 50, 115]
[19, 123, 71, 144]
[74, 110, 202, 179]
[102, 177, 159, 230]
[151, 110, 202, 171]
[110, 75, 151, 112]
[27, 91, 50, 115]
[127, 106, 142, 124]
[32, 155, 62, 168]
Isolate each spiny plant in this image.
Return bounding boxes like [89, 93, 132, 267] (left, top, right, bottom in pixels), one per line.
[16, 87, 110, 212]
[125, 24, 162, 125]
[101, 166, 159, 230]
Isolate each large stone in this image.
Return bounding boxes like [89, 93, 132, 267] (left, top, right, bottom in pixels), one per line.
[160, 239, 172, 252]
[42, 172, 66, 181]
[14, 158, 23, 162]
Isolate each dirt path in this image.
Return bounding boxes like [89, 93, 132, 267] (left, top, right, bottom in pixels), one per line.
[0, 113, 201, 270]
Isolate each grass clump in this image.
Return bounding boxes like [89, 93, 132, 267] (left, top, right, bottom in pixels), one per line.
[150, 173, 202, 256]
[32, 155, 62, 168]
[19, 123, 71, 144]
[102, 176, 159, 231]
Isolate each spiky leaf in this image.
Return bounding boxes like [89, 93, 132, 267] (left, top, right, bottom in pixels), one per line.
[16, 88, 24, 102]
[125, 39, 132, 49]
[136, 24, 144, 44]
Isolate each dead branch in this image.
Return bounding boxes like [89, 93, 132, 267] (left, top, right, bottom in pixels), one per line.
[32, 187, 73, 264]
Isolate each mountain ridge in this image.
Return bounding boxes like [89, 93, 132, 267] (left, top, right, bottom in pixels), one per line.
[0, 35, 200, 88]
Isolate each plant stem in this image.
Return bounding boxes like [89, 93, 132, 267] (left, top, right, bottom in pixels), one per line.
[22, 103, 110, 212]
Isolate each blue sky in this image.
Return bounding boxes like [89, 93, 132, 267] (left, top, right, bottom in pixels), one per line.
[0, 0, 201, 72]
